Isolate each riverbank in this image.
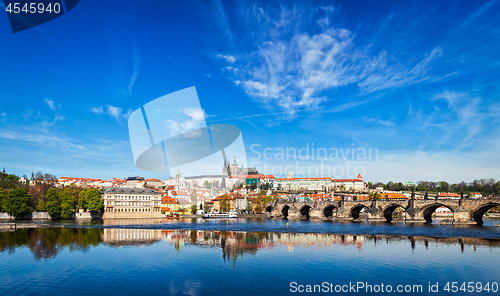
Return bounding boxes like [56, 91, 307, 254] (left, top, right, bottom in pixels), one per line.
[0, 223, 63, 231]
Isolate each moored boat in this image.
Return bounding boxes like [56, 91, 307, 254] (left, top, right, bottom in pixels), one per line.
[202, 213, 237, 218]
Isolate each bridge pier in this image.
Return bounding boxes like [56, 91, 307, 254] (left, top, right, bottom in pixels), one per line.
[270, 208, 282, 218]
[365, 201, 386, 222]
[309, 208, 324, 219]
[453, 206, 475, 225]
[335, 204, 354, 221]
[404, 209, 427, 223]
[287, 205, 303, 219]
[405, 199, 427, 223]
[366, 212, 386, 222]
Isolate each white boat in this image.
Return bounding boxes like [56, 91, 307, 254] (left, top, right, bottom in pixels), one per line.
[202, 213, 238, 219]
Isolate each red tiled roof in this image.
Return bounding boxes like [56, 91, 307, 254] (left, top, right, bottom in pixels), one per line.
[334, 179, 364, 182]
[276, 177, 333, 181]
[438, 193, 461, 197]
[161, 196, 178, 204]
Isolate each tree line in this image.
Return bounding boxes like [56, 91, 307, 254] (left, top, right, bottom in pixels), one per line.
[0, 187, 103, 218]
[367, 178, 500, 196]
[0, 170, 103, 218]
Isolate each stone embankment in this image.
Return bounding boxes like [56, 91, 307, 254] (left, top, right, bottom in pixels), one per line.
[0, 223, 62, 231]
[237, 213, 271, 218]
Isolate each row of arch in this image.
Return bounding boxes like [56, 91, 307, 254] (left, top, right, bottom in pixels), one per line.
[266, 202, 500, 225]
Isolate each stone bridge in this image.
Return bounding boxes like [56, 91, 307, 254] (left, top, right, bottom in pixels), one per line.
[264, 197, 500, 225]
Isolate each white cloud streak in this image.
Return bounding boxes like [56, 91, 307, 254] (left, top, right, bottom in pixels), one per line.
[44, 98, 57, 111]
[128, 47, 141, 95]
[216, 5, 446, 114]
[90, 105, 133, 122]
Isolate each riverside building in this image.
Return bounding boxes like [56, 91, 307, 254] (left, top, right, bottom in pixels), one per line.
[274, 173, 366, 192]
[102, 187, 162, 219]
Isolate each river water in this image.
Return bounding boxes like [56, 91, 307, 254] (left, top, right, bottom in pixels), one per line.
[1, 218, 499, 295]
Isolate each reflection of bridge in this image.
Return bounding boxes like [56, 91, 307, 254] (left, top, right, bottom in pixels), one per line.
[265, 197, 500, 225]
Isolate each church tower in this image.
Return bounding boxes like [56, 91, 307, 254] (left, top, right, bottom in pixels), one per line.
[231, 155, 239, 177]
[222, 158, 231, 177]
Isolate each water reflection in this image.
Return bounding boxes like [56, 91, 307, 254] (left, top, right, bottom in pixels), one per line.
[103, 228, 162, 246]
[1, 228, 499, 262]
[0, 228, 101, 260]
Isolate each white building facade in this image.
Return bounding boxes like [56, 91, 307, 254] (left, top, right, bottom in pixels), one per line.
[102, 187, 162, 218]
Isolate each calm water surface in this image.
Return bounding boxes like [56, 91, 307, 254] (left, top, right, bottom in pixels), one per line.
[1, 224, 500, 295]
[41, 216, 500, 239]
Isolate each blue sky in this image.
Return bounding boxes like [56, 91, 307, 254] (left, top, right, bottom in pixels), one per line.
[0, 0, 499, 183]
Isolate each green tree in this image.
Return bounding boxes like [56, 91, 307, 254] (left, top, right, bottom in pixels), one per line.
[203, 202, 212, 213]
[439, 181, 450, 192]
[203, 180, 210, 189]
[253, 193, 273, 213]
[5, 188, 31, 217]
[85, 189, 103, 213]
[190, 205, 198, 214]
[0, 189, 6, 212]
[369, 192, 381, 201]
[219, 194, 231, 213]
[190, 188, 197, 208]
[79, 187, 90, 210]
[60, 189, 76, 218]
[37, 199, 46, 211]
[45, 188, 61, 219]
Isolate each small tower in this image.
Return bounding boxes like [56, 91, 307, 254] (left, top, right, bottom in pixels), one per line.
[2, 167, 5, 173]
[231, 155, 239, 177]
[288, 170, 294, 178]
[29, 169, 36, 186]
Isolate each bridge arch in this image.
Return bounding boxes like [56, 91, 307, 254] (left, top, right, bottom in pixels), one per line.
[281, 205, 290, 219]
[382, 203, 406, 222]
[299, 205, 312, 219]
[350, 204, 368, 220]
[265, 205, 273, 213]
[471, 202, 500, 225]
[421, 203, 455, 223]
[322, 204, 337, 218]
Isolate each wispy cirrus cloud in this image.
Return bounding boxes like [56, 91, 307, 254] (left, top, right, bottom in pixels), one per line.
[44, 98, 57, 111]
[91, 106, 104, 114]
[216, 53, 236, 63]
[362, 116, 394, 127]
[215, 5, 448, 114]
[128, 46, 141, 95]
[90, 105, 133, 123]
